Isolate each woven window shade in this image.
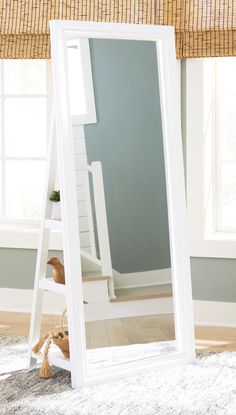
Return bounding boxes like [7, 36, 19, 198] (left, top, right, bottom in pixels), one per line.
[0, 1, 236, 59]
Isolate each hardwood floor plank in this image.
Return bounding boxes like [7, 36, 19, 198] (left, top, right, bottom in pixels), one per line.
[85, 321, 91, 349]
[105, 318, 130, 347]
[121, 317, 148, 345]
[89, 320, 109, 348]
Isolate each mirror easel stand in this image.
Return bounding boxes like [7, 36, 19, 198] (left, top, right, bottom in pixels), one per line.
[27, 107, 118, 388]
[27, 108, 85, 388]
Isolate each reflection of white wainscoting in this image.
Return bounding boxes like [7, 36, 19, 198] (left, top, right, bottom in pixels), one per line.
[84, 297, 173, 321]
[2, 288, 236, 327]
[0, 287, 173, 319]
[113, 268, 172, 289]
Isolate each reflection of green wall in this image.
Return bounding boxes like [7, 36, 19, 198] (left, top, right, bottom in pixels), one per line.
[84, 39, 171, 273]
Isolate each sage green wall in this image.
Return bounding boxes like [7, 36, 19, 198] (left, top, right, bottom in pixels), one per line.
[191, 257, 236, 302]
[84, 39, 171, 274]
[0, 248, 63, 289]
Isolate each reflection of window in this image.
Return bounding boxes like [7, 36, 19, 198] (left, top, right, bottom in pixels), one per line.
[0, 60, 50, 223]
[67, 42, 87, 117]
[186, 58, 236, 258]
[67, 39, 97, 125]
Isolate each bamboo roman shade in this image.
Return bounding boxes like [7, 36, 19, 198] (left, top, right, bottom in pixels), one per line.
[1, 0, 236, 59]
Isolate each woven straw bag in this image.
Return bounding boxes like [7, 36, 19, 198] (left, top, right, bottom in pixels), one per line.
[32, 309, 69, 378]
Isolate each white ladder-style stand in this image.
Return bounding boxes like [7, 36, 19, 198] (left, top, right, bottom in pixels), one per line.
[27, 111, 89, 388]
[27, 98, 116, 387]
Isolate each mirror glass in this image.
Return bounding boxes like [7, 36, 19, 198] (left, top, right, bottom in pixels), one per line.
[66, 37, 176, 372]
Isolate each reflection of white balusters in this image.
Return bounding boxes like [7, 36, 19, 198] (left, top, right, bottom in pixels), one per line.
[91, 161, 116, 298]
[83, 168, 97, 257]
[74, 127, 97, 257]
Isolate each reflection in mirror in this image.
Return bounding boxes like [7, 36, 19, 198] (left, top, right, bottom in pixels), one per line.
[67, 39, 87, 117]
[66, 38, 176, 371]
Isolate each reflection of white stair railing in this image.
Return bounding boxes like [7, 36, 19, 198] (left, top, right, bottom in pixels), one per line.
[78, 160, 115, 298]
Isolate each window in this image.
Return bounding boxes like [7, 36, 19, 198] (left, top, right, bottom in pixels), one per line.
[0, 60, 57, 249]
[0, 59, 51, 224]
[214, 59, 236, 232]
[0, 47, 95, 249]
[186, 58, 236, 258]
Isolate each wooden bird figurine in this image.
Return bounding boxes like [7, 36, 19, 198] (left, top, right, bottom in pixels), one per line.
[47, 257, 65, 284]
[47, 257, 89, 303]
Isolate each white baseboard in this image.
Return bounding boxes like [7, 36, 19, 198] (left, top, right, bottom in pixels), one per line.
[1, 288, 236, 328]
[113, 268, 172, 289]
[193, 300, 236, 328]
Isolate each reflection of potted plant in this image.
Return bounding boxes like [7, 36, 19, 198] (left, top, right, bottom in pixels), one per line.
[49, 190, 61, 220]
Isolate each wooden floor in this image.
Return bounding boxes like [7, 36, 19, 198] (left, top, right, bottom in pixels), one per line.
[1, 311, 236, 351]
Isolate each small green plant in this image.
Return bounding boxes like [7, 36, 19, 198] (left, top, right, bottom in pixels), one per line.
[49, 190, 60, 202]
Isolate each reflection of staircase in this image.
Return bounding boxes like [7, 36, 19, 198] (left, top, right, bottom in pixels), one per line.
[80, 249, 173, 320]
[74, 157, 115, 298]
[111, 284, 172, 302]
[35, 123, 173, 319]
[82, 277, 173, 321]
[42, 254, 173, 319]
[74, 126, 173, 311]
[79, 245, 173, 319]
[74, 125, 115, 298]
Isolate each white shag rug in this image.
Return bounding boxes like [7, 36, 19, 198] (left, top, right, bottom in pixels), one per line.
[1, 335, 236, 414]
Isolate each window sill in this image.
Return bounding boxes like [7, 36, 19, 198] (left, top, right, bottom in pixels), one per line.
[0, 225, 63, 250]
[190, 232, 236, 259]
[209, 232, 236, 241]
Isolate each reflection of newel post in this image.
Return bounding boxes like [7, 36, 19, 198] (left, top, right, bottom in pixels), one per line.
[91, 161, 115, 298]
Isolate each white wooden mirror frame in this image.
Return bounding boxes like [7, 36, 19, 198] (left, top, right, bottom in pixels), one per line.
[49, 20, 195, 387]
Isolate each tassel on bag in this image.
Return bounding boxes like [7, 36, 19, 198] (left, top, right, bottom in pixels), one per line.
[39, 357, 53, 379]
[39, 333, 53, 379]
[32, 309, 69, 378]
[32, 333, 49, 354]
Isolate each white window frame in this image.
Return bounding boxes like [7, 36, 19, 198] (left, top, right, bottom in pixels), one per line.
[214, 59, 236, 233]
[0, 60, 63, 249]
[186, 58, 236, 258]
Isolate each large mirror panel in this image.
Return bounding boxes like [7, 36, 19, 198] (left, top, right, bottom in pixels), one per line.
[66, 37, 176, 372]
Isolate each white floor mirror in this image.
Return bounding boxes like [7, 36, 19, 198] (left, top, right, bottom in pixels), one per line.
[49, 20, 195, 388]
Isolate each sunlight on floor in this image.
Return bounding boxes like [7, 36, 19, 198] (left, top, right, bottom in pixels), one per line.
[0, 324, 11, 330]
[196, 339, 232, 349]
